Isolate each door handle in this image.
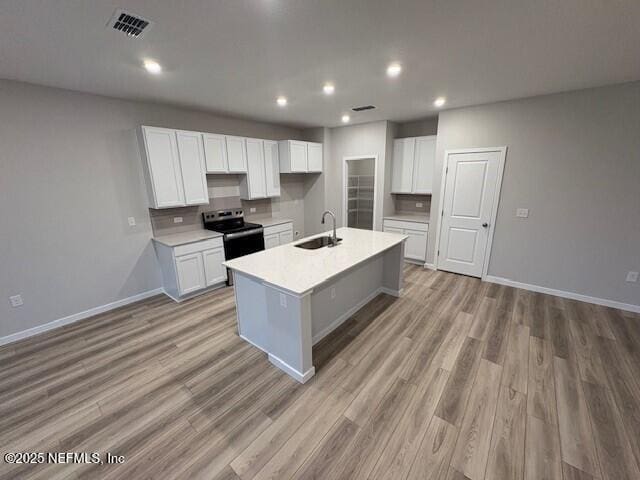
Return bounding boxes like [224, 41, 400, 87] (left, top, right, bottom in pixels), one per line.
[482, 223, 489, 228]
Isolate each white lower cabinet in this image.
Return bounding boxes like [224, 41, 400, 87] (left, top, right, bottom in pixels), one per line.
[263, 222, 294, 249]
[264, 234, 280, 249]
[176, 253, 206, 295]
[383, 219, 429, 263]
[203, 248, 227, 286]
[154, 236, 227, 301]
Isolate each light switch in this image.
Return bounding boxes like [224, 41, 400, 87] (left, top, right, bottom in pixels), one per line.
[250, 207, 256, 213]
[626, 271, 639, 283]
[516, 208, 529, 218]
[416, 202, 424, 208]
[9, 294, 23, 307]
[173, 217, 183, 224]
[127, 217, 136, 227]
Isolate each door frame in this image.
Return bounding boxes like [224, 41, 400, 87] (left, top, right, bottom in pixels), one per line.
[434, 146, 507, 279]
[342, 155, 379, 230]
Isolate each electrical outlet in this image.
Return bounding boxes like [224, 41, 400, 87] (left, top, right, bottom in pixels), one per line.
[173, 217, 183, 224]
[279, 293, 287, 308]
[416, 202, 423, 208]
[250, 207, 256, 213]
[516, 208, 529, 218]
[626, 271, 639, 283]
[331, 287, 336, 299]
[127, 217, 136, 227]
[9, 294, 23, 307]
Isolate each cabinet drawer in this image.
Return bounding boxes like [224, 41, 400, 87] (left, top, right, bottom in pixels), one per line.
[174, 237, 223, 256]
[263, 222, 293, 236]
[264, 233, 280, 249]
[383, 219, 428, 232]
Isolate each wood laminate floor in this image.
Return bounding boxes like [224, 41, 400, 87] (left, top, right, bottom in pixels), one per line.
[2, 265, 640, 479]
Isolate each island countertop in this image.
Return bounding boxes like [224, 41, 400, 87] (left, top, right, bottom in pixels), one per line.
[223, 227, 407, 295]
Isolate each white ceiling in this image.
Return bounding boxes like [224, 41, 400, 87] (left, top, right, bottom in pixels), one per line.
[1, 0, 639, 128]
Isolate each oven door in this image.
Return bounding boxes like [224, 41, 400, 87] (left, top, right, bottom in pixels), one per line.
[223, 228, 265, 260]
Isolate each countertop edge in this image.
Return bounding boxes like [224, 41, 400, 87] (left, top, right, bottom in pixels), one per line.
[224, 230, 408, 296]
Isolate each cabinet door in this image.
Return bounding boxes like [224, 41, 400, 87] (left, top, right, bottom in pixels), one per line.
[404, 229, 427, 261]
[307, 142, 323, 172]
[176, 253, 205, 295]
[264, 233, 280, 249]
[391, 140, 404, 193]
[412, 136, 436, 194]
[289, 141, 308, 172]
[176, 130, 209, 205]
[245, 138, 267, 199]
[142, 126, 185, 208]
[203, 248, 227, 286]
[263, 140, 281, 197]
[226, 136, 248, 172]
[392, 138, 415, 193]
[279, 229, 293, 245]
[203, 133, 228, 173]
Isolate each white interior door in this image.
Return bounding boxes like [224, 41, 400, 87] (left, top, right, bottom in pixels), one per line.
[438, 149, 504, 277]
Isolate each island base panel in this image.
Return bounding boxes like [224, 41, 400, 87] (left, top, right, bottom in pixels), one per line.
[231, 242, 405, 383]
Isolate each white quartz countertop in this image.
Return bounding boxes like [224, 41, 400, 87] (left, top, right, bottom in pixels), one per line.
[384, 213, 430, 224]
[224, 227, 407, 295]
[152, 229, 222, 247]
[246, 217, 294, 228]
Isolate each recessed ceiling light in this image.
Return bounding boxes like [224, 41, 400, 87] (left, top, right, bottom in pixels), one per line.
[434, 97, 446, 107]
[276, 96, 288, 107]
[386, 63, 402, 77]
[341, 114, 350, 123]
[143, 59, 162, 74]
[323, 83, 335, 95]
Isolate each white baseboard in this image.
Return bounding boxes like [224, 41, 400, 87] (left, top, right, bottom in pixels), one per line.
[404, 258, 425, 266]
[484, 275, 640, 314]
[268, 354, 315, 383]
[380, 287, 403, 297]
[424, 263, 436, 270]
[0, 288, 164, 347]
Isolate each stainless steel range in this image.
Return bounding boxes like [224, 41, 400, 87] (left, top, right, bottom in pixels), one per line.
[202, 209, 264, 285]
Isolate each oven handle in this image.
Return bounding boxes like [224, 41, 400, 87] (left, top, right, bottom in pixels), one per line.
[224, 227, 264, 240]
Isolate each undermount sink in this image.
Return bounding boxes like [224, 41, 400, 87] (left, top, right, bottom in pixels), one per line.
[294, 236, 342, 250]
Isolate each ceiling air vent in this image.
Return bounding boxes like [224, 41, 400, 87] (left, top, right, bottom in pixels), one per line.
[351, 105, 376, 112]
[107, 9, 153, 38]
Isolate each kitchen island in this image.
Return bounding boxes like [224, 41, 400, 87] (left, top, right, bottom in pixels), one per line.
[224, 227, 407, 382]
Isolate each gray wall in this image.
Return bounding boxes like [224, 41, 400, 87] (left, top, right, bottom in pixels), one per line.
[431, 82, 640, 306]
[396, 117, 439, 138]
[302, 127, 330, 236]
[327, 121, 392, 230]
[0, 79, 301, 338]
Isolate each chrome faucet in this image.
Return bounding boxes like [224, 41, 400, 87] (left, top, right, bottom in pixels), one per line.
[321, 210, 339, 246]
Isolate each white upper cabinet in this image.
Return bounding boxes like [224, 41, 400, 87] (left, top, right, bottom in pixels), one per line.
[307, 142, 323, 172]
[175, 130, 209, 205]
[264, 140, 281, 197]
[140, 126, 209, 208]
[391, 135, 436, 194]
[412, 136, 436, 194]
[278, 140, 323, 173]
[241, 138, 267, 199]
[139, 126, 185, 208]
[203, 133, 228, 173]
[226, 135, 248, 173]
